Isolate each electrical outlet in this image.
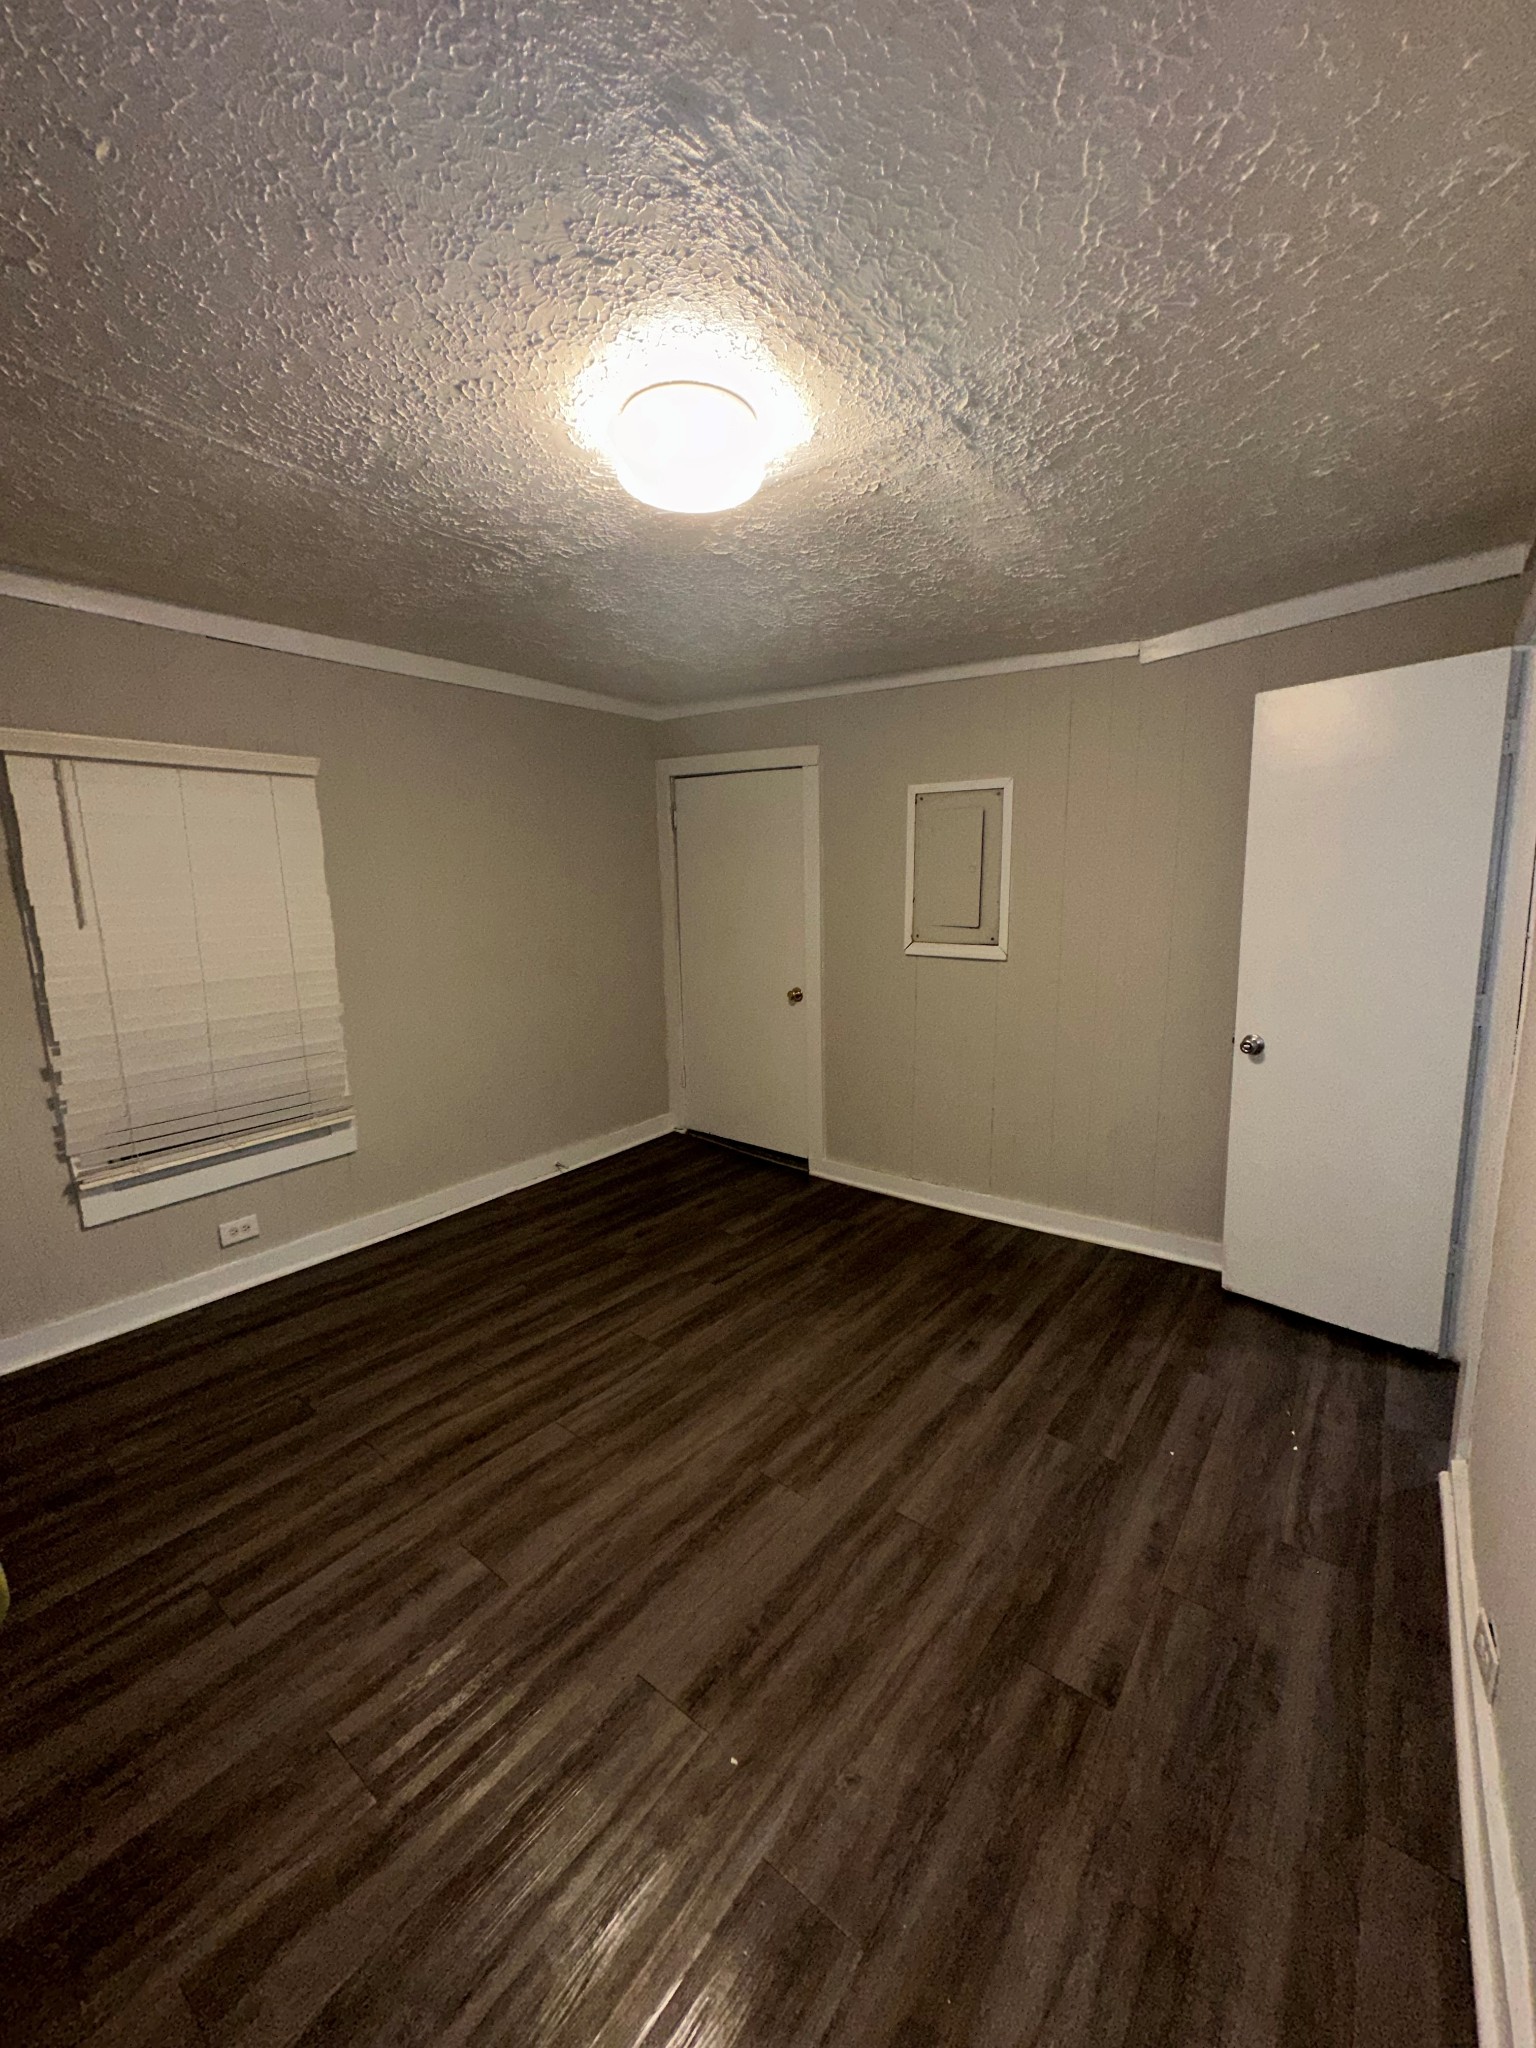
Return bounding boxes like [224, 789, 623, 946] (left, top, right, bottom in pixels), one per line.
[218, 1213, 259, 1249]
[1474, 1608, 1500, 1705]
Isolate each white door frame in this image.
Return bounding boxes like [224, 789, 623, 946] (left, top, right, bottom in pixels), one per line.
[1451, 646, 1532, 1445]
[656, 747, 825, 1168]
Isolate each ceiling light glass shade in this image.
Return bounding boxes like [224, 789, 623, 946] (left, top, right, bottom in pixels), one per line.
[607, 380, 767, 514]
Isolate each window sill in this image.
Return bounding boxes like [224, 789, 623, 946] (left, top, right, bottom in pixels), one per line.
[904, 940, 1008, 960]
[77, 1120, 357, 1227]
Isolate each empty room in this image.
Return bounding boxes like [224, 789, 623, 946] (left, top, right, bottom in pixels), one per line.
[3, 5, 1536, 2044]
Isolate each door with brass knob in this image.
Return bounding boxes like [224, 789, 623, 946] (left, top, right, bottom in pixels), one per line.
[1223, 649, 1508, 1350]
[671, 766, 809, 1158]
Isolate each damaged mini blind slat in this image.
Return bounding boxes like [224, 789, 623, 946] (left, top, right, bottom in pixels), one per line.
[3, 744, 352, 1222]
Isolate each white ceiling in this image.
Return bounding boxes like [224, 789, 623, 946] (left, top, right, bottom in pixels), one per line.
[2, 2, 1533, 707]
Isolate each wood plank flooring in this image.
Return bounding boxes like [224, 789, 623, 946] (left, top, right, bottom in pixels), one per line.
[0, 1134, 1474, 2046]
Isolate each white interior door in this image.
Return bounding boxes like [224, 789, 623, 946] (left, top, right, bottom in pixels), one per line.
[1223, 650, 1510, 1350]
[674, 768, 807, 1156]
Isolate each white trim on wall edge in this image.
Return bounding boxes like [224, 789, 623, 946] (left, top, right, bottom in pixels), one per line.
[0, 568, 647, 721]
[1138, 545, 1528, 665]
[0, 1113, 675, 1380]
[1441, 1459, 1536, 2048]
[812, 1155, 1221, 1270]
[79, 1121, 357, 1227]
[672, 642, 1143, 717]
[0, 726, 320, 777]
[3, 545, 1526, 725]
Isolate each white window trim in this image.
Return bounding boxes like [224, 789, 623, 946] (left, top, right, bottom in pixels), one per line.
[0, 727, 318, 777]
[79, 1121, 356, 1227]
[904, 777, 1013, 959]
[3, 730, 351, 1227]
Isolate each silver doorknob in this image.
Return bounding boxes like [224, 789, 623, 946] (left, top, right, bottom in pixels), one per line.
[786, 987, 804, 1005]
[1239, 1033, 1265, 1057]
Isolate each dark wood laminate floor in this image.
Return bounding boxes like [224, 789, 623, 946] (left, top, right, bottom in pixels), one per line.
[0, 1135, 1474, 2048]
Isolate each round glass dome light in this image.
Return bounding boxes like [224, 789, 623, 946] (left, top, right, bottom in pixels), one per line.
[607, 380, 767, 514]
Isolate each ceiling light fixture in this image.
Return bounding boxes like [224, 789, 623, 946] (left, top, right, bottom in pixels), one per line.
[568, 317, 813, 518]
[607, 379, 767, 515]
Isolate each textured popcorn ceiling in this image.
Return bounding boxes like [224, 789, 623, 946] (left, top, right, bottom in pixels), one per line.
[1, 3, 1534, 707]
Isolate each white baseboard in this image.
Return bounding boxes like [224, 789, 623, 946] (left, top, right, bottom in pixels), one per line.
[810, 1155, 1222, 1270]
[0, 1113, 676, 1380]
[1441, 1459, 1535, 2048]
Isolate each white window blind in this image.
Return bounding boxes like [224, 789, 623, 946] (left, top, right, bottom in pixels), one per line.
[2, 735, 354, 1226]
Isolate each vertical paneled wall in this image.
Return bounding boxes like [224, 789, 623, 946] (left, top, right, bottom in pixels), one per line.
[660, 579, 1523, 1247]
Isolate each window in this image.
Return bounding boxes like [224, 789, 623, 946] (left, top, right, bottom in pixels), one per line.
[1, 729, 354, 1226]
[904, 778, 1013, 959]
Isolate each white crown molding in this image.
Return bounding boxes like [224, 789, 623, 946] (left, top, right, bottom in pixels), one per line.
[3, 543, 1528, 725]
[0, 1112, 675, 1378]
[1136, 544, 1529, 666]
[658, 544, 1528, 715]
[661, 641, 1142, 718]
[0, 567, 652, 720]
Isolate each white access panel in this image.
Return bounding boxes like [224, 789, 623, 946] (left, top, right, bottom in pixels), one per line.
[673, 768, 808, 1157]
[1223, 649, 1510, 1350]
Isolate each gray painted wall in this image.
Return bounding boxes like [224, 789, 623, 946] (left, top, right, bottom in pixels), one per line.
[661, 578, 1525, 1246]
[0, 596, 669, 1341]
[2, 574, 1523, 1348]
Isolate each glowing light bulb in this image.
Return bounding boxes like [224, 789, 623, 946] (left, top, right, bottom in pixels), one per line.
[607, 380, 767, 514]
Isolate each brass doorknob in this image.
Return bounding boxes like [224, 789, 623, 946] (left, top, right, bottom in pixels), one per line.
[787, 987, 804, 1005]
